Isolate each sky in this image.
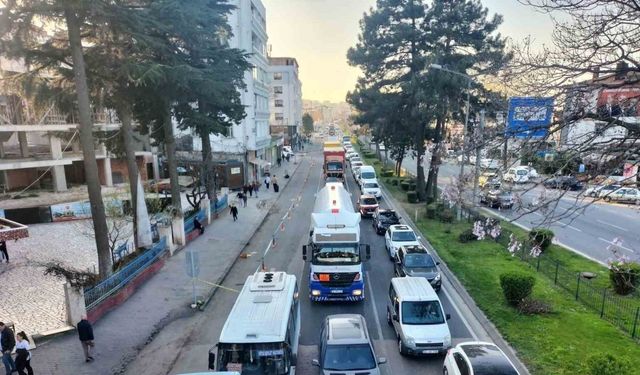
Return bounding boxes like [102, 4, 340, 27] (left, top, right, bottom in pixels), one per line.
[262, 0, 558, 103]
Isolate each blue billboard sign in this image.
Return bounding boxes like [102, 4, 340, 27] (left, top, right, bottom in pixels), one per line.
[506, 97, 554, 138]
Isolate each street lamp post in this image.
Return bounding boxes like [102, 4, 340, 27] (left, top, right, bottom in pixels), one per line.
[429, 64, 473, 220]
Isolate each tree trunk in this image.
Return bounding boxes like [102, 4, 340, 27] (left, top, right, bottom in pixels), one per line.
[414, 122, 427, 201]
[117, 104, 140, 248]
[425, 105, 446, 204]
[199, 128, 218, 210]
[64, 6, 112, 278]
[162, 104, 182, 217]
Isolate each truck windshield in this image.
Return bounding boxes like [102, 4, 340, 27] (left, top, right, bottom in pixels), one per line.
[312, 244, 360, 265]
[327, 162, 343, 171]
[217, 342, 289, 375]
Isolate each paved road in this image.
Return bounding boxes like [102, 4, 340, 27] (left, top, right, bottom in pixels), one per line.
[400, 155, 640, 265]
[162, 147, 516, 375]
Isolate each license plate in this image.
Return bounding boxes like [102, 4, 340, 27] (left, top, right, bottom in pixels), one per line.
[330, 289, 343, 294]
[422, 350, 439, 354]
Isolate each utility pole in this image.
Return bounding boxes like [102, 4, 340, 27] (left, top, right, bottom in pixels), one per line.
[472, 109, 485, 206]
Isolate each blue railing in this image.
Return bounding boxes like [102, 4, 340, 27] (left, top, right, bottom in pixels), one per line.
[184, 209, 206, 234]
[213, 194, 228, 214]
[84, 237, 168, 310]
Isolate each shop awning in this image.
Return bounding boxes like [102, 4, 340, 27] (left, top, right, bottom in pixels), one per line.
[0, 217, 29, 242]
[249, 158, 271, 168]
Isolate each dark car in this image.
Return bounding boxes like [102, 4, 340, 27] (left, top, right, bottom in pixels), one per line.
[543, 176, 584, 191]
[393, 245, 442, 292]
[372, 208, 401, 235]
[480, 189, 514, 209]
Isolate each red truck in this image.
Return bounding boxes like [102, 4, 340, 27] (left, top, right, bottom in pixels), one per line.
[323, 146, 345, 180]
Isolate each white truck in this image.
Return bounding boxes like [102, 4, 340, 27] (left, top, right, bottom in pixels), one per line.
[303, 182, 370, 301]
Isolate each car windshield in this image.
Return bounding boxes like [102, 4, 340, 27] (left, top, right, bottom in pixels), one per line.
[323, 344, 376, 371]
[361, 172, 376, 179]
[312, 244, 360, 265]
[404, 253, 435, 268]
[516, 170, 528, 175]
[401, 300, 445, 325]
[362, 198, 377, 205]
[392, 231, 416, 241]
[351, 158, 361, 162]
[364, 182, 379, 188]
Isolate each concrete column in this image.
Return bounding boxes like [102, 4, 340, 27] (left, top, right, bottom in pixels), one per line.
[18, 132, 29, 157]
[152, 154, 160, 181]
[99, 144, 113, 186]
[63, 282, 86, 326]
[49, 134, 68, 192]
[171, 216, 186, 248]
[158, 225, 176, 255]
[202, 198, 211, 224]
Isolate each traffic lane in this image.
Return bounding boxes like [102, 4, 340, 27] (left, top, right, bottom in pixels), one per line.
[166, 154, 319, 375]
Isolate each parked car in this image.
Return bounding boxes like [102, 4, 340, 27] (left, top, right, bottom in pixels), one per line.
[385, 225, 421, 260]
[504, 167, 530, 184]
[394, 245, 442, 292]
[479, 158, 500, 170]
[361, 181, 382, 199]
[603, 187, 640, 204]
[357, 194, 379, 217]
[589, 184, 621, 198]
[443, 341, 520, 375]
[372, 208, 401, 235]
[387, 277, 451, 356]
[478, 172, 500, 188]
[522, 166, 539, 179]
[480, 189, 514, 209]
[313, 314, 386, 374]
[543, 176, 584, 191]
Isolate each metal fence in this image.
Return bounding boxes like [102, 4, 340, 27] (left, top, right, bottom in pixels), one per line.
[84, 236, 168, 310]
[184, 209, 206, 234]
[213, 194, 228, 214]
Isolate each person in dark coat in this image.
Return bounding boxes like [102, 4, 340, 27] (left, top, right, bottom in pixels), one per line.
[77, 317, 95, 362]
[0, 322, 16, 375]
[248, 183, 254, 197]
[14, 331, 33, 375]
[0, 241, 8, 263]
[242, 184, 248, 197]
[193, 218, 204, 234]
[230, 204, 238, 221]
[277, 157, 282, 167]
[253, 181, 260, 198]
[241, 192, 248, 207]
[272, 176, 280, 193]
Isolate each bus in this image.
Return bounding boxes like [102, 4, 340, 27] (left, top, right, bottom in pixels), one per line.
[212, 272, 300, 374]
[302, 182, 370, 301]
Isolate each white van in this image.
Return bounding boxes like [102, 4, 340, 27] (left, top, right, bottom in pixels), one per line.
[504, 166, 530, 184]
[387, 277, 452, 356]
[358, 165, 377, 187]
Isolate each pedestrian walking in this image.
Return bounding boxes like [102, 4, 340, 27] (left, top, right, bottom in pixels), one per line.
[277, 157, 282, 167]
[14, 332, 32, 375]
[77, 317, 95, 363]
[242, 184, 248, 197]
[248, 183, 254, 197]
[242, 192, 248, 207]
[272, 175, 280, 193]
[0, 322, 16, 375]
[264, 175, 271, 190]
[253, 181, 260, 198]
[0, 241, 8, 263]
[286, 154, 290, 162]
[230, 204, 238, 221]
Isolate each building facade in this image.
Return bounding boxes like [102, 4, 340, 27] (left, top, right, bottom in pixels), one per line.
[268, 57, 302, 150]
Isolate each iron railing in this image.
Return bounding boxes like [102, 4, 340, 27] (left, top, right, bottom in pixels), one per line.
[84, 237, 167, 310]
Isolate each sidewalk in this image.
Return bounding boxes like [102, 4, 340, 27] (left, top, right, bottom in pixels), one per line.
[30, 156, 304, 375]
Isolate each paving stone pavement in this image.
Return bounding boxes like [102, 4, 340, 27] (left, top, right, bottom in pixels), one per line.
[25, 155, 305, 375]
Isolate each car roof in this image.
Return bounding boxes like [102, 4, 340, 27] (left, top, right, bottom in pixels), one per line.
[326, 314, 369, 344]
[390, 224, 413, 232]
[458, 342, 519, 375]
[391, 277, 438, 301]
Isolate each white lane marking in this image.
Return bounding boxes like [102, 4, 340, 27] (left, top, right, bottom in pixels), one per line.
[365, 271, 389, 375]
[598, 237, 635, 253]
[596, 220, 629, 232]
[557, 222, 582, 232]
[442, 285, 479, 341]
[378, 188, 478, 339]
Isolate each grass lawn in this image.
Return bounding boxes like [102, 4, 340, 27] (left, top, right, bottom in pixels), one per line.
[352, 142, 640, 374]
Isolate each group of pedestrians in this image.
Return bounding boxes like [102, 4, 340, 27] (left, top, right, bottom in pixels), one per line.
[230, 174, 283, 222]
[1, 322, 33, 375]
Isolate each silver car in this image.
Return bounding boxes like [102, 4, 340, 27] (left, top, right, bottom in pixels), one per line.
[313, 314, 386, 374]
[604, 187, 640, 204]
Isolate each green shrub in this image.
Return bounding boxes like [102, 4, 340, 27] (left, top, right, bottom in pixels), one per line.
[609, 261, 640, 295]
[499, 272, 536, 307]
[459, 228, 477, 243]
[587, 354, 632, 375]
[381, 170, 394, 177]
[408, 182, 416, 191]
[391, 179, 399, 186]
[373, 160, 381, 166]
[529, 228, 554, 251]
[438, 209, 454, 223]
[407, 191, 418, 203]
[425, 204, 437, 219]
[400, 181, 410, 191]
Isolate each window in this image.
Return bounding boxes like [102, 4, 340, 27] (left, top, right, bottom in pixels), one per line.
[275, 99, 284, 107]
[274, 72, 283, 80]
[274, 86, 283, 94]
[275, 113, 284, 121]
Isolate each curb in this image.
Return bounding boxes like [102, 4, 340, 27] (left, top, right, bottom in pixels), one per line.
[379, 184, 532, 375]
[199, 156, 305, 310]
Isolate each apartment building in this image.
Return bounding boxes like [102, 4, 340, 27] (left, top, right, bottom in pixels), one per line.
[269, 57, 302, 151]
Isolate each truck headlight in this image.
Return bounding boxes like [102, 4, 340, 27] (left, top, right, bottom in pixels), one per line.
[352, 289, 363, 296]
[311, 290, 321, 296]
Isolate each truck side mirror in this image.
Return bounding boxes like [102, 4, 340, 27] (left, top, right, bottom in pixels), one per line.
[302, 245, 307, 261]
[208, 346, 216, 369]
